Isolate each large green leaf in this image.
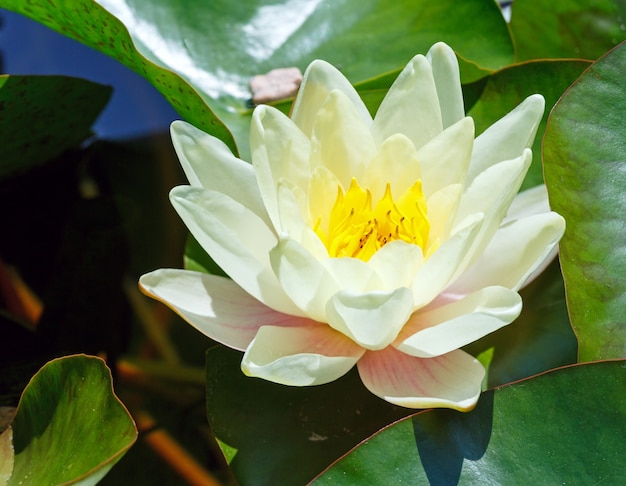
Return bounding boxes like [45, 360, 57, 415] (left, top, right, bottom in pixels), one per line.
[205, 346, 413, 486]
[2, 0, 514, 157]
[465, 60, 590, 190]
[0, 1, 237, 152]
[0, 75, 111, 180]
[510, 0, 626, 61]
[5, 355, 137, 485]
[313, 360, 626, 484]
[544, 42, 626, 361]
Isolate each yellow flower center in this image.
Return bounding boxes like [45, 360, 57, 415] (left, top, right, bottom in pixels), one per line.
[314, 178, 430, 261]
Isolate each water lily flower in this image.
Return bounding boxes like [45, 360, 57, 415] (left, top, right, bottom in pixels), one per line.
[139, 42, 565, 411]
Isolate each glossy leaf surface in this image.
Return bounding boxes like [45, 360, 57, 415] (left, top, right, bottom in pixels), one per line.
[7, 355, 137, 485]
[313, 360, 626, 484]
[510, 0, 626, 61]
[544, 42, 626, 361]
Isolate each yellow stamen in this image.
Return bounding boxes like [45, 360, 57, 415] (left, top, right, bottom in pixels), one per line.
[314, 178, 430, 261]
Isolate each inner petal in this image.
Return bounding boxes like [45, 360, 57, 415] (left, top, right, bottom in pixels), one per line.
[313, 178, 431, 261]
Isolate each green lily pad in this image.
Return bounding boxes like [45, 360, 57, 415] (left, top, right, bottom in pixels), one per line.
[509, 0, 626, 61]
[313, 360, 626, 484]
[465, 59, 591, 190]
[543, 42, 626, 361]
[0, 75, 111, 180]
[0, 0, 237, 152]
[3, 0, 513, 157]
[5, 355, 137, 485]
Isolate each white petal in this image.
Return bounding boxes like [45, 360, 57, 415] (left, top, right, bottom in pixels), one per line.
[269, 237, 338, 321]
[307, 165, 343, 235]
[323, 257, 383, 293]
[412, 213, 484, 308]
[242, 325, 365, 386]
[170, 186, 302, 315]
[468, 94, 544, 183]
[251, 105, 311, 231]
[362, 133, 421, 202]
[395, 286, 522, 357]
[139, 269, 313, 351]
[170, 121, 271, 226]
[448, 211, 566, 294]
[372, 54, 443, 150]
[357, 348, 485, 411]
[418, 117, 474, 198]
[291, 59, 372, 138]
[368, 240, 424, 289]
[426, 42, 465, 129]
[426, 183, 463, 246]
[504, 184, 551, 222]
[326, 287, 413, 350]
[452, 151, 532, 282]
[309, 90, 376, 187]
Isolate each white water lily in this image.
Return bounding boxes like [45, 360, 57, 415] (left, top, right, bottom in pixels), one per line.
[140, 42, 565, 411]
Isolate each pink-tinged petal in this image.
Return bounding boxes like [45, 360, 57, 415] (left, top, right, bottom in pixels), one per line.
[357, 348, 484, 411]
[291, 59, 372, 138]
[139, 269, 312, 351]
[242, 325, 365, 386]
[418, 117, 474, 198]
[426, 42, 465, 129]
[309, 90, 377, 188]
[395, 286, 522, 358]
[170, 121, 271, 227]
[326, 288, 413, 351]
[447, 212, 566, 294]
[270, 237, 339, 321]
[250, 105, 311, 232]
[468, 94, 544, 183]
[372, 54, 443, 150]
[412, 213, 484, 308]
[170, 186, 303, 316]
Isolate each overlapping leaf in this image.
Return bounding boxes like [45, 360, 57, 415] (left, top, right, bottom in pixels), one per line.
[0, 75, 111, 180]
[3, 355, 136, 485]
[313, 360, 626, 484]
[544, 42, 626, 361]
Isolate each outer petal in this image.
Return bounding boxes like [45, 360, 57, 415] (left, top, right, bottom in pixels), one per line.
[309, 90, 377, 187]
[242, 325, 365, 386]
[426, 42, 465, 129]
[447, 211, 566, 294]
[504, 184, 551, 222]
[326, 287, 414, 350]
[468, 94, 544, 183]
[357, 348, 484, 411]
[251, 105, 311, 231]
[395, 286, 522, 358]
[372, 54, 443, 150]
[170, 121, 271, 226]
[170, 186, 303, 316]
[291, 59, 372, 138]
[139, 269, 313, 351]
